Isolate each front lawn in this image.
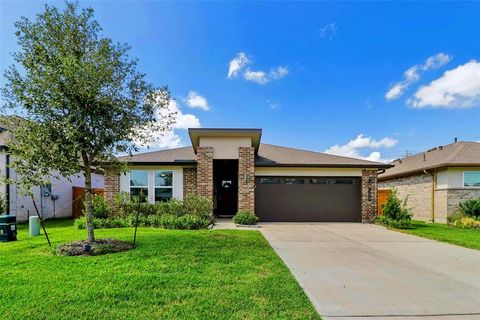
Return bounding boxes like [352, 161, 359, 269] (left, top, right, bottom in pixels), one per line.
[0, 220, 320, 319]
[393, 220, 480, 250]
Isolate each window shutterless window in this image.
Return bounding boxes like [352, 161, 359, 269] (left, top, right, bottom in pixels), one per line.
[130, 170, 149, 202]
[464, 171, 480, 187]
[155, 170, 173, 201]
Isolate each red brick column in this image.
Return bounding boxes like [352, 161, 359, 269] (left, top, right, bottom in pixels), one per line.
[196, 147, 213, 200]
[238, 147, 255, 212]
[361, 169, 378, 222]
[183, 167, 197, 196]
[104, 170, 120, 205]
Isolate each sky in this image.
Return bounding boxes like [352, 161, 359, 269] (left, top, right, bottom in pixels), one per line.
[1, 1, 480, 162]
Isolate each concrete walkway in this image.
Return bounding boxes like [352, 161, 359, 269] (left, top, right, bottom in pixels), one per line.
[260, 223, 480, 320]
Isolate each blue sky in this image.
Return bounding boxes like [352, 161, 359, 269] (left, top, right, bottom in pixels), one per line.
[1, 1, 480, 162]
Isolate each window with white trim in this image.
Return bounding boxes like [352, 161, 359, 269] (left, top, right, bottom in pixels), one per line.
[130, 170, 149, 202]
[154, 170, 173, 202]
[464, 171, 480, 187]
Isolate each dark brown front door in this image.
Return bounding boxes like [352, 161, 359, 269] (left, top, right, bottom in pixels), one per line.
[255, 176, 361, 222]
[214, 160, 238, 216]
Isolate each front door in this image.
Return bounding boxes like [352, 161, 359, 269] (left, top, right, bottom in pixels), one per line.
[214, 160, 238, 216]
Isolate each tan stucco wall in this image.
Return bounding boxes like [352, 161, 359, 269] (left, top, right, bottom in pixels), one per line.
[437, 167, 480, 189]
[199, 137, 251, 159]
[255, 167, 363, 177]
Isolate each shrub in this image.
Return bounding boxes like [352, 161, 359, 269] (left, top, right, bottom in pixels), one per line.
[155, 198, 184, 216]
[233, 210, 259, 225]
[87, 195, 111, 219]
[75, 216, 128, 229]
[376, 188, 412, 229]
[458, 198, 480, 219]
[183, 194, 214, 221]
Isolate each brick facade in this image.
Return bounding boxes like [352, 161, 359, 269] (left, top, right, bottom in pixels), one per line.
[183, 167, 197, 196]
[196, 147, 214, 200]
[104, 170, 120, 205]
[378, 174, 434, 221]
[446, 188, 480, 215]
[378, 174, 480, 223]
[361, 169, 378, 222]
[238, 147, 255, 212]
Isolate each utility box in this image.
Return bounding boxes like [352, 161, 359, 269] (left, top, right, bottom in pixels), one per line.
[0, 215, 17, 242]
[29, 216, 41, 236]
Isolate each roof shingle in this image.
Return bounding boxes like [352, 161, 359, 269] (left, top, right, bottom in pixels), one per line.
[119, 143, 391, 168]
[379, 141, 480, 179]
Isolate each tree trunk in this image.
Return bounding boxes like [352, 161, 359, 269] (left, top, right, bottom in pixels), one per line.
[82, 153, 95, 242]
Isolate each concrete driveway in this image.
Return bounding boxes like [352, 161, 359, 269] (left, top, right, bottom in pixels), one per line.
[260, 223, 480, 320]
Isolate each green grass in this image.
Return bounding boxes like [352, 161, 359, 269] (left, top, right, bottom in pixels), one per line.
[392, 220, 480, 250]
[0, 220, 320, 320]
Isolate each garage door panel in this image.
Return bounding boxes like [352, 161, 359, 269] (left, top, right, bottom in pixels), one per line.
[255, 177, 361, 222]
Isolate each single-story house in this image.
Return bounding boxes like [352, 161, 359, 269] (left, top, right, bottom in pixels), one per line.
[106, 128, 392, 222]
[378, 140, 480, 223]
[0, 117, 104, 221]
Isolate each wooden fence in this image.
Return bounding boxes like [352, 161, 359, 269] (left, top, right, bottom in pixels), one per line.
[72, 187, 105, 218]
[377, 189, 391, 216]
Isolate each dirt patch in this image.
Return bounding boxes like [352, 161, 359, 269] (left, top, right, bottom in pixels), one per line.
[57, 239, 134, 256]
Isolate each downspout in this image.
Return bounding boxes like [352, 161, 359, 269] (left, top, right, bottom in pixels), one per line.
[423, 169, 435, 222]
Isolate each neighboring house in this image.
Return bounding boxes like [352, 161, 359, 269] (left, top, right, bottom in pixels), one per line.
[378, 141, 480, 223]
[0, 118, 104, 221]
[106, 128, 391, 222]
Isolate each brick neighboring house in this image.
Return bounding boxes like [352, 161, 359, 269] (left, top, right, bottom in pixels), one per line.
[106, 128, 391, 222]
[378, 141, 480, 223]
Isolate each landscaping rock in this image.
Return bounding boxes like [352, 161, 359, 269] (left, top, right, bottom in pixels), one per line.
[57, 239, 134, 256]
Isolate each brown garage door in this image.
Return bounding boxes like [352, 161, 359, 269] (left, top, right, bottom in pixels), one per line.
[255, 176, 361, 222]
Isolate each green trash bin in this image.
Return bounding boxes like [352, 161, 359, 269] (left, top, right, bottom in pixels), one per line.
[0, 215, 17, 242]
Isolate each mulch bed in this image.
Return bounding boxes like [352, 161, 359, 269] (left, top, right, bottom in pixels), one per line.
[57, 239, 135, 256]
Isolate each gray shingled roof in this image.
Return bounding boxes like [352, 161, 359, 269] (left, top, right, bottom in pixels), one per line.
[119, 143, 391, 168]
[379, 141, 480, 180]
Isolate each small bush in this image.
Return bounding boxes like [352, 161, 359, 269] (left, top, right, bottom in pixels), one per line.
[376, 188, 412, 229]
[458, 198, 480, 219]
[155, 198, 184, 216]
[233, 211, 259, 225]
[74, 217, 128, 229]
[85, 195, 111, 219]
[183, 194, 214, 221]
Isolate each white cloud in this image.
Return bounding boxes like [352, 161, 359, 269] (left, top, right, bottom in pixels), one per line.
[319, 23, 337, 39]
[227, 52, 251, 78]
[243, 66, 289, 85]
[386, 53, 452, 101]
[325, 134, 398, 163]
[137, 99, 201, 149]
[227, 52, 288, 84]
[267, 99, 279, 109]
[409, 60, 480, 108]
[185, 91, 209, 111]
[422, 53, 451, 70]
[244, 70, 268, 84]
[270, 66, 289, 79]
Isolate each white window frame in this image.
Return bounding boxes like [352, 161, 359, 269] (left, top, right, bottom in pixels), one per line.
[129, 170, 150, 202]
[463, 171, 480, 188]
[129, 169, 175, 203]
[153, 170, 174, 202]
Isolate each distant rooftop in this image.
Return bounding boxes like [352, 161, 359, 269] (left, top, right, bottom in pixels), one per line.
[379, 141, 480, 179]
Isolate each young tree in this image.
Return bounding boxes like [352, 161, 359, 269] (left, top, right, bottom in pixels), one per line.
[2, 2, 174, 242]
